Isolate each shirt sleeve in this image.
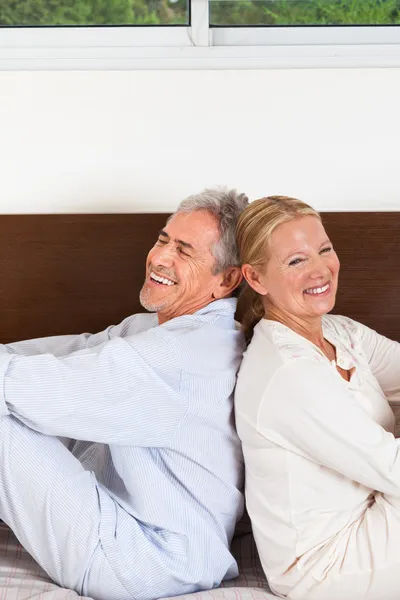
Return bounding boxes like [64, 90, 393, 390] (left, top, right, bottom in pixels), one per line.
[355, 319, 400, 403]
[0, 329, 187, 446]
[258, 358, 400, 496]
[0, 328, 114, 357]
[0, 314, 149, 358]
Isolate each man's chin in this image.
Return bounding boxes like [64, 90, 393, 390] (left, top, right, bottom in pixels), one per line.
[139, 289, 166, 314]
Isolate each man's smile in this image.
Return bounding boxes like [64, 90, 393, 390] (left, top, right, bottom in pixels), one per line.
[149, 271, 176, 286]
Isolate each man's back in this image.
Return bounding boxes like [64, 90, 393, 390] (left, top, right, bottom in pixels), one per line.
[99, 299, 244, 599]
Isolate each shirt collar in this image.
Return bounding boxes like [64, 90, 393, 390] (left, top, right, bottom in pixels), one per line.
[194, 297, 237, 317]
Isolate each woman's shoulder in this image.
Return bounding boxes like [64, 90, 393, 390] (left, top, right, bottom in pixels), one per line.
[235, 320, 324, 426]
[252, 319, 323, 364]
[238, 315, 365, 381]
[322, 314, 363, 345]
[237, 319, 322, 387]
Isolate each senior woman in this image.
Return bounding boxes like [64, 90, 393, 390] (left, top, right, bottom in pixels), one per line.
[235, 195, 400, 600]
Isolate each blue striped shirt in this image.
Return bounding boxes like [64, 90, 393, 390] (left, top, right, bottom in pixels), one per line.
[0, 298, 245, 598]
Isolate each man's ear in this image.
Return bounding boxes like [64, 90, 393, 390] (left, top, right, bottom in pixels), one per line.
[241, 264, 268, 295]
[212, 266, 243, 299]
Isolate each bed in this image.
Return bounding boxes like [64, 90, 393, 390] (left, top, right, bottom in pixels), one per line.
[0, 211, 398, 599]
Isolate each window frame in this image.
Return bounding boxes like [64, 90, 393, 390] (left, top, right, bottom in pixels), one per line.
[1, 0, 400, 70]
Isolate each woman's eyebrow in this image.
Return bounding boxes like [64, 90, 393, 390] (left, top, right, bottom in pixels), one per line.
[319, 238, 332, 247]
[282, 239, 331, 262]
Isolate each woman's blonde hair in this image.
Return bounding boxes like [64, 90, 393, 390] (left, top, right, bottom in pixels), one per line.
[236, 195, 320, 341]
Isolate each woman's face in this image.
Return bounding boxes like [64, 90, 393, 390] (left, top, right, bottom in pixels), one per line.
[243, 215, 340, 324]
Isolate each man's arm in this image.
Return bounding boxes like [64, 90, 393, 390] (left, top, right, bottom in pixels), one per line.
[0, 314, 146, 358]
[0, 327, 187, 446]
[2, 330, 110, 357]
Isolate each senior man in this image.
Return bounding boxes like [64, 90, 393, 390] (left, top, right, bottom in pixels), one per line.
[0, 188, 248, 600]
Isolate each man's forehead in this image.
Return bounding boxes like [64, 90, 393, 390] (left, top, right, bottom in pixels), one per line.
[163, 211, 219, 249]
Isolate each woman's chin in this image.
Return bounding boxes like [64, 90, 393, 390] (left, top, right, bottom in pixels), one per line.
[315, 300, 336, 316]
[303, 296, 336, 317]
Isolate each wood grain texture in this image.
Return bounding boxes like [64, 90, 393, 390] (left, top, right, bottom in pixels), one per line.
[0, 214, 167, 343]
[323, 212, 400, 341]
[0, 212, 397, 344]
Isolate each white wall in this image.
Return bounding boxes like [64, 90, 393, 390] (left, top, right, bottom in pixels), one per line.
[0, 68, 399, 213]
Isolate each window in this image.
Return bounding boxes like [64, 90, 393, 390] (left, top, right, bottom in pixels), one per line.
[0, 0, 189, 26]
[2, 0, 400, 27]
[1, 0, 400, 69]
[210, 0, 400, 26]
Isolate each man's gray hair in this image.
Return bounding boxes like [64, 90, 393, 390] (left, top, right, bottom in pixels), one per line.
[175, 187, 249, 274]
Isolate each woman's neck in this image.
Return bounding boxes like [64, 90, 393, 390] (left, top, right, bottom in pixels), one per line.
[265, 305, 325, 350]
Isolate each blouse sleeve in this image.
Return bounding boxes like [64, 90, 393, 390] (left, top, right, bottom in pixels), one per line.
[257, 357, 400, 496]
[355, 319, 400, 403]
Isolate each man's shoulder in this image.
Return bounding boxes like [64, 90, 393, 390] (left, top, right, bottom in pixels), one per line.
[163, 298, 237, 331]
[111, 312, 159, 339]
[163, 300, 244, 373]
[115, 298, 237, 339]
[159, 299, 240, 345]
[115, 299, 244, 360]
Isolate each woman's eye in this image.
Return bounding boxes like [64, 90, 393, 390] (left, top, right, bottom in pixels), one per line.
[289, 258, 303, 266]
[320, 246, 332, 254]
[156, 238, 167, 245]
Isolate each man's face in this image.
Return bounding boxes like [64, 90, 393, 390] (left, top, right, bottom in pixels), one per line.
[140, 210, 227, 324]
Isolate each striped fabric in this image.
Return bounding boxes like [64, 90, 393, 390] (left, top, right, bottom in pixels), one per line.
[0, 299, 246, 600]
[0, 519, 276, 600]
[0, 522, 90, 599]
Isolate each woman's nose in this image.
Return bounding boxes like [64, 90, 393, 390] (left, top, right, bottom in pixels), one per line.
[308, 255, 329, 279]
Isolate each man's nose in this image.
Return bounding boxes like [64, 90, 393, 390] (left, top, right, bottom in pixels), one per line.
[152, 243, 175, 267]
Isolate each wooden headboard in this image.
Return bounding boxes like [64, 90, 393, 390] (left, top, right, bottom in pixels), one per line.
[0, 212, 398, 344]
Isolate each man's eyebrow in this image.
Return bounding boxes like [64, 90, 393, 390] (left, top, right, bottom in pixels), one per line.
[158, 230, 195, 251]
[176, 239, 195, 250]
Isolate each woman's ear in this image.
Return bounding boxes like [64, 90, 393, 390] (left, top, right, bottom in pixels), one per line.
[241, 264, 268, 296]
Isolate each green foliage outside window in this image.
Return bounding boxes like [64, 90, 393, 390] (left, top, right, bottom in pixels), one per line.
[0, 0, 187, 25]
[0, 0, 399, 26]
[211, 0, 400, 25]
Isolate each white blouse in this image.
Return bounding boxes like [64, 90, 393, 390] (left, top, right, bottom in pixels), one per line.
[235, 315, 400, 597]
